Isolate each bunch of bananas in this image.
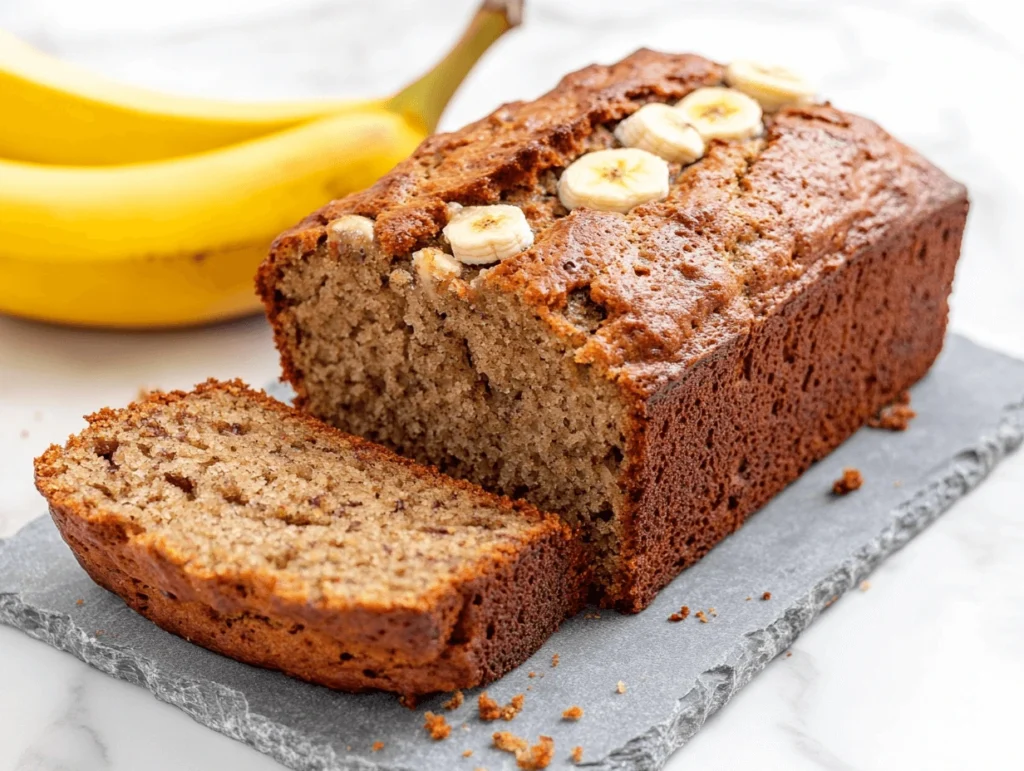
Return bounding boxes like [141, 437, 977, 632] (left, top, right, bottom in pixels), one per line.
[0, 0, 521, 328]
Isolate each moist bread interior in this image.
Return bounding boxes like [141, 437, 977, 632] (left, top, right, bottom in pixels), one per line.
[40, 384, 548, 609]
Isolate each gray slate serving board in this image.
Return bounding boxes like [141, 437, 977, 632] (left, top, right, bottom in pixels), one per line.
[2, 334, 1023, 771]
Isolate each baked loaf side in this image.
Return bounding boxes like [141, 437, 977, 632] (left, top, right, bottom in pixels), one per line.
[259, 49, 968, 610]
[35, 380, 585, 696]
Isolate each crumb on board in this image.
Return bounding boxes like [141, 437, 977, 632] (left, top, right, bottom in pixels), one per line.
[860, 580, 871, 591]
[562, 705, 584, 721]
[76, 599, 84, 606]
[584, 611, 602, 619]
[492, 731, 557, 771]
[615, 681, 627, 694]
[668, 605, 690, 622]
[478, 692, 500, 721]
[695, 610, 708, 624]
[491, 734, 555, 770]
[745, 596, 752, 601]
[493, 731, 528, 753]
[424, 711, 451, 740]
[551, 653, 560, 668]
[517, 736, 555, 770]
[478, 692, 524, 722]
[528, 671, 536, 678]
[462, 749, 473, 758]
[868, 391, 915, 431]
[786, 651, 793, 658]
[442, 690, 464, 711]
[762, 591, 772, 601]
[371, 742, 384, 752]
[504, 694, 525, 721]
[832, 467, 864, 495]
[709, 607, 717, 617]
[825, 595, 839, 608]
[571, 746, 584, 763]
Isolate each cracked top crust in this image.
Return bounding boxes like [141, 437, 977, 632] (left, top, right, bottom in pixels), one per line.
[265, 49, 967, 396]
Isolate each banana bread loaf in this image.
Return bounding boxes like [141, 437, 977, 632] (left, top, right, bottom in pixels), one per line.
[35, 380, 585, 696]
[259, 49, 968, 611]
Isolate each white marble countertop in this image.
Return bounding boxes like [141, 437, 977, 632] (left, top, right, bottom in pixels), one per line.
[1, 0, 1022, 768]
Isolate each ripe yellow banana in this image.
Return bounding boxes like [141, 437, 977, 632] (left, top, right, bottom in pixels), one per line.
[0, 1, 522, 328]
[0, 29, 371, 165]
[0, 0, 520, 164]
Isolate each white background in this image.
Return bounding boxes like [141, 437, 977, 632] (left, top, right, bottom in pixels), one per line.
[1, 1, 1022, 769]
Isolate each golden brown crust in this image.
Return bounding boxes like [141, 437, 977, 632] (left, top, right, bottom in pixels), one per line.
[35, 381, 587, 696]
[259, 50, 965, 397]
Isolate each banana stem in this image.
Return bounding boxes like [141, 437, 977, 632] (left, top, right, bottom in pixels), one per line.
[387, 0, 523, 133]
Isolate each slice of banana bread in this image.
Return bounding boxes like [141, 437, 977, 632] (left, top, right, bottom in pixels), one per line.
[34, 380, 585, 697]
[259, 49, 968, 611]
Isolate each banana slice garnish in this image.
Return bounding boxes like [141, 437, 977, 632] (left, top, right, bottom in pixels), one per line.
[327, 214, 375, 245]
[412, 246, 463, 283]
[442, 204, 534, 265]
[557, 148, 670, 214]
[725, 60, 815, 112]
[614, 103, 706, 165]
[675, 87, 763, 141]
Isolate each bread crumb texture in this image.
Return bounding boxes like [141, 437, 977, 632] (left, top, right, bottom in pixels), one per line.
[616, 680, 627, 694]
[562, 705, 584, 721]
[571, 745, 584, 763]
[478, 691, 524, 721]
[493, 731, 528, 753]
[762, 591, 772, 601]
[668, 605, 690, 622]
[868, 390, 916, 431]
[371, 742, 384, 752]
[423, 711, 451, 741]
[493, 732, 555, 770]
[832, 468, 864, 495]
[442, 690, 464, 711]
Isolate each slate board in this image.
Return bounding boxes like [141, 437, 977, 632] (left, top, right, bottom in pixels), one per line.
[2, 334, 1023, 771]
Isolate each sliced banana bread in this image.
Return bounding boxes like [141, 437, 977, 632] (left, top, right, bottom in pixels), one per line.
[259, 49, 968, 611]
[34, 380, 585, 697]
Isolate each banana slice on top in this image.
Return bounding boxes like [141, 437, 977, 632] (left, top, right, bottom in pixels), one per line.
[676, 87, 763, 141]
[442, 204, 534, 265]
[614, 103, 706, 164]
[725, 60, 815, 112]
[327, 214, 375, 245]
[558, 147, 670, 214]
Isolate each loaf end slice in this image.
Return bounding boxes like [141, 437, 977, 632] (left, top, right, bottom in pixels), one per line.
[34, 380, 585, 697]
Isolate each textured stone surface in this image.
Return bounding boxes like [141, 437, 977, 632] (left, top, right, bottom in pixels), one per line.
[2, 334, 1022, 771]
